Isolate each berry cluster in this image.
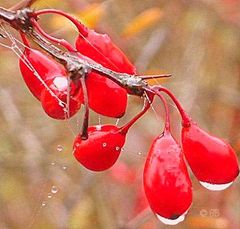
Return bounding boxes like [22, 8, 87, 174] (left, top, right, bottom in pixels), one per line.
[14, 8, 239, 225]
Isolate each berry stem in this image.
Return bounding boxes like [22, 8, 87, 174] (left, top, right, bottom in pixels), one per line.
[151, 88, 171, 132]
[119, 91, 153, 134]
[80, 75, 89, 140]
[31, 18, 76, 52]
[154, 86, 191, 127]
[19, 31, 30, 47]
[34, 9, 88, 36]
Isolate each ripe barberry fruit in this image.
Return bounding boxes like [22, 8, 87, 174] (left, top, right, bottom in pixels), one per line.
[73, 125, 126, 171]
[41, 76, 81, 119]
[144, 131, 192, 225]
[182, 122, 239, 190]
[76, 28, 136, 118]
[19, 48, 66, 100]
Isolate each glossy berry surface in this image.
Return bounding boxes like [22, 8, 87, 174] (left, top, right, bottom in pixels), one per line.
[73, 125, 126, 171]
[182, 122, 239, 185]
[41, 76, 81, 119]
[144, 131, 192, 224]
[19, 48, 66, 100]
[76, 28, 136, 117]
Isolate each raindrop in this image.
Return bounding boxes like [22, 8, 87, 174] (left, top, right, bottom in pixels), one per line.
[41, 201, 47, 207]
[96, 125, 102, 131]
[57, 145, 63, 152]
[115, 118, 120, 126]
[102, 143, 107, 147]
[199, 181, 233, 191]
[51, 186, 59, 194]
[156, 213, 186, 225]
[47, 193, 52, 199]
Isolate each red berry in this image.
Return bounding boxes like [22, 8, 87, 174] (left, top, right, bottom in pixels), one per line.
[76, 28, 136, 117]
[19, 48, 66, 100]
[85, 72, 127, 118]
[75, 29, 136, 74]
[41, 76, 81, 119]
[73, 125, 126, 171]
[182, 122, 239, 190]
[144, 131, 192, 225]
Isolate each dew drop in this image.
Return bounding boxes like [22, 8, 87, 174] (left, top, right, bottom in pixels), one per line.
[116, 146, 120, 151]
[102, 143, 107, 147]
[96, 125, 102, 131]
[115, 118, 120, 126]
[53, 76, 68, 90]
[199, 181, 233, 191]
[138, 152, 142, 155]
[51, 186, 59, 194]
[51, 162, 55, 166]
[156, 213, 186, 225]
[57, 145, 63, 152]
[47, 193, 52, 199]
[42, 201, 47, 207]
[62, 166, 67, 170]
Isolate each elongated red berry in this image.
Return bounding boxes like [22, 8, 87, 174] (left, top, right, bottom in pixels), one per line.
[41, 76, 81, 119]
[76, 29, 136, 74]
[182, 122, 239, 191]
[73, 125, 126, 171]
[19, 48, 66, 100]
[76, 28, 136, 117]
[144, 131, 192, 225]
[85, 72, 127, 118]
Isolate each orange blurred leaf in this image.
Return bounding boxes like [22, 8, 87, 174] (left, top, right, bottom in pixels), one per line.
[122, 8, 163, 38]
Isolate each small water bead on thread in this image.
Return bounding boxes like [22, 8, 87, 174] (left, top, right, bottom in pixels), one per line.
[62, 166, 67, 170]
[51, 162, 56, 166]
[57, 145, 63, 152]
[41, 201, 47, 207]
[51, 186, 59, 194]
[199, 181, 233, 191]
[47, 193, 52, 198]
[156, 213, 186, 225]
[115, 118, 120, 126]
[102, 143, 107, 148]
[138, 152, 142, 155]
[96, 125, 102, 131]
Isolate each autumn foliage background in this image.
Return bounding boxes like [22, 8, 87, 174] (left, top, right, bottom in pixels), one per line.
[0, 0, 239, 228]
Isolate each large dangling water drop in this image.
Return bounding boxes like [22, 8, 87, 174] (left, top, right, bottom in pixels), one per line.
[156, 212, 186, 225]
[199, 181, 233, 191]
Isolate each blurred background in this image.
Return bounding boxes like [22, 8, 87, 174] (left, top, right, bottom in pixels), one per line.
[0, 0, 239, 228]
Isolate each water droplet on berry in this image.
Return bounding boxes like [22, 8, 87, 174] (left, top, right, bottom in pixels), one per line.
[51, 186, 59, 194]
[156, 213, 186, 225]
[47, 193, 52, 198]
[102, 143, 107, 147]
[116, 146, 120, 151]
[199, 181, 233, 191]
[42, 201, 47, 207]
[57, 145, 63, 152]
[96, 125, 102, 131]
[53, 77, 68, 90]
